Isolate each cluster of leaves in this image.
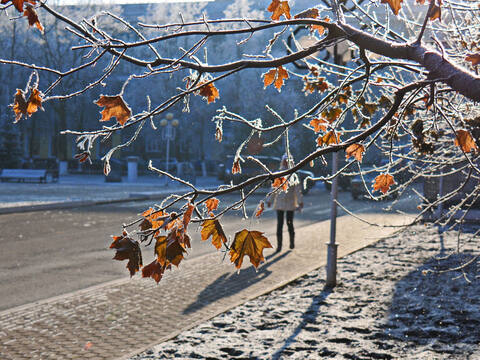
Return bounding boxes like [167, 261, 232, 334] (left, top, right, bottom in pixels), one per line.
[111, 198, 273, 283]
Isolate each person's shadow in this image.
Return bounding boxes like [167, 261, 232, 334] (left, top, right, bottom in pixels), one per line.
[183, 251, 291, 315]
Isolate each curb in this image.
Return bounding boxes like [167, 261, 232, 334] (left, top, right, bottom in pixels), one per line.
[0, 186, 220, 215]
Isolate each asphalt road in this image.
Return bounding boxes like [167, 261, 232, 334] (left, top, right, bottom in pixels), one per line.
[0, 187, 418, 311]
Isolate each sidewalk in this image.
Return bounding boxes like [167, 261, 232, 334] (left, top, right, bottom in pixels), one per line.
[0, 211, 414, 360]
[0, 174, 222, 214]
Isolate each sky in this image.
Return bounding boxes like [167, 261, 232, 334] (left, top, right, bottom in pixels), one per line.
[51, 0, 214, 5]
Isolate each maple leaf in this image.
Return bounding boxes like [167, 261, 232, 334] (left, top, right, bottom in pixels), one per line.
[321, 107, 342, 123]
[229, 229, 272, 269]
[317, 131, 340, 146]
[26, 88, 43, 116]
[110, 231, 143, 276]
[205, 198, 219, 212]
[272, 177, 288, 192]
[267, 0, 291, 21]
[24, 4, 43, 33]
[139, 208, 166, 233]
[466, 53, 480, 66]
[380, 0, 403, 15]
[201, 219, 227, 250]
[455, 129, 478, 153]
[1, 0, 36, 12]
[309, 118, 328, 133]
[263, 66, 289, 91]
[142, 260, 169, 283]
[255, 201, 265, 217]
[12, 89, 27, 123]
[345, 143, 365, 162]
[198, 82, 220, 104]
[373, 173, 395, 194]
[294, 8, 319, 19]
[303, 77, 329, 95]
[95, 95, 131, 126]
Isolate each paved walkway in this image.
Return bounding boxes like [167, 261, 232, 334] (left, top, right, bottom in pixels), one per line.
[0, 211, 413, 360]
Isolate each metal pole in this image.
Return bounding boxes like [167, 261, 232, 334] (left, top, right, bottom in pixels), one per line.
[326, 151, 339, 287]
[165, 123, 170, 187]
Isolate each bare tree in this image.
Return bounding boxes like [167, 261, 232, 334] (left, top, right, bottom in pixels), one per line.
[1, 0, 480, 281]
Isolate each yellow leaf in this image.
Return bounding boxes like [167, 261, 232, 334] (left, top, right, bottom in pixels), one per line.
[201, 219, 227, 250]
[229, 229, 272, 269]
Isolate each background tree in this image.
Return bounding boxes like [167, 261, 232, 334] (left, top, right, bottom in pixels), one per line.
[1, 0, 480, 281]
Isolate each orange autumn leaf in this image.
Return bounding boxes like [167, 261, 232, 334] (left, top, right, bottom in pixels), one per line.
[345, 143, 365, 162]
[317, 131, 340, 146]
[12, 89, 27, 123]
[182, 202, 195, 231]
[198, 82, 220, 104]
[428, 1, 441, 21]
[267, 0, 291, 21]
[272, 177, 288, 192]
[205, 198, 219, 212]
[110, 231, 143, 277]
[311, 16, 330, 35]
[1, 0, 36, 12]
[12, 88, 43, 122]
[373, 173, 395, 194]
[156, 232, 187, 267]
[309, 118, 328, 133]
[229, 229, 272, 269]
[154, 235, 168, 266]
[466, 53, 480, 66]
[294, 8, 319, 19]
[24, 4, 43, 33]
[26, 88, 43, 116]
[139, 208, 166, 232]
[263, 66, 289, 91]
[142, 259, 169, 283]
[201, 219, 227, 250]
[455, 129, 478, 153]
[380, 0, 403, 15]
[95, 95, 131, 126]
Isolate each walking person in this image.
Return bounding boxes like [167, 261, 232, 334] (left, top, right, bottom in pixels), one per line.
[267, 155, 303, 252]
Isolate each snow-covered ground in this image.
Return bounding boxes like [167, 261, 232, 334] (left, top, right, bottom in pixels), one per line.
[132, 224, 480, 359]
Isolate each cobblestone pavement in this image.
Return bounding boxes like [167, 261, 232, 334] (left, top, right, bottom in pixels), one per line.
[0, 213, 411, 360]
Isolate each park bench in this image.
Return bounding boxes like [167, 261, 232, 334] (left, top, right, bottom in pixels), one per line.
[0, 169, 54, 183]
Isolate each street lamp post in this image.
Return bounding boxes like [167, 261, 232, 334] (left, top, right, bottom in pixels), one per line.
[160, 113, 179, 186]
